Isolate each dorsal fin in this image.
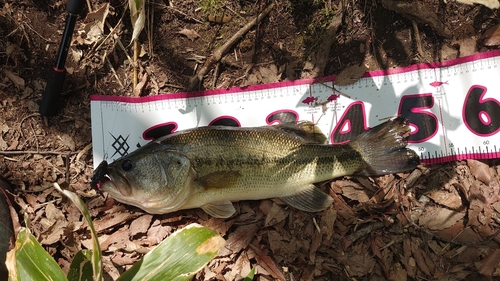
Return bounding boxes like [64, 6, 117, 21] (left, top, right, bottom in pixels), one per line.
[271, 121, 327, 144]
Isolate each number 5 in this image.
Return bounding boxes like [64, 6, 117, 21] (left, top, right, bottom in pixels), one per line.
[398, 94, 438, 143]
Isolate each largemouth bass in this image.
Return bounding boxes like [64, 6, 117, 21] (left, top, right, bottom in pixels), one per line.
[92, 118, 419, 218]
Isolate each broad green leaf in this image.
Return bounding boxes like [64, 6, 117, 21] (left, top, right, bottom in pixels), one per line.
[67, 250, 93, 281]
[118, 223, 226, 281]
[128, 0, 145, 42]
[6, 228, 66, 281]
[243, 267, 255, 281]
[55, 184, 102, 281]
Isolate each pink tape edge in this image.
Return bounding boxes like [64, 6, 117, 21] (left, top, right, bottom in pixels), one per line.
[90, 50, 500, 103]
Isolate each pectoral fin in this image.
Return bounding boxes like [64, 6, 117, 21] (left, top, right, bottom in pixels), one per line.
[201, 200, 236, 218]
[280, 184, 333, 212]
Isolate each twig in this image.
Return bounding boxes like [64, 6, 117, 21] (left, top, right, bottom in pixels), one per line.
[188, 2, 275, 90]
[412, 20, 425, 59]
[133, 39, 139, 91]
[0, 151, 77, 155]
[106, 57, 124, 88]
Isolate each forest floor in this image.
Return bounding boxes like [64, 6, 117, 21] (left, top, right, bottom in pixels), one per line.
[1, 0, 500, 280]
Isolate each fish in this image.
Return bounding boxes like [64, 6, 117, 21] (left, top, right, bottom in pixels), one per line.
[92, 118, 419, 218]
[429, 80, 448, 87]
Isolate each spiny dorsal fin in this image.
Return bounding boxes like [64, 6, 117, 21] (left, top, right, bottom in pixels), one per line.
[279, 184, 333, 212]
[201, 201, 236, 218]
[272, 121, 327, 144]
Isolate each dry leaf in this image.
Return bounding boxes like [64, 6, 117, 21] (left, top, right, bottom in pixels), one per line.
[3, 69, 25, 89]
[58, 133, 76, 151]
[477, 249, 500, 275]
[418, 208, 465, 231]
[101, 227, 130, 251]
[93, 212, 138, 232]
[146, 219, 169, 245]
[77, 3, 110, 45]
[425, 187, 463, 210]
[259, 65, 281, 84]
[334, 63, 368, 86]
[482, 24, 500, 46]
[178, 28, 200, 41]
[341, 183, 371, 203]
[467, 159, 492, 185]
[129, 214, 153, 236]
[454, 0, 499, 9]
[264, 203, 288, 227]
[39, 202, 68, 245]
[218, 224, 258, 256]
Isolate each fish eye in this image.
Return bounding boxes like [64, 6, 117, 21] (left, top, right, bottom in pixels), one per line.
[121, 159, 133, 171]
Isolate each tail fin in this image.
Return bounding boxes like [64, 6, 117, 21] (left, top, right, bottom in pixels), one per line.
[349, 117, 420, 176]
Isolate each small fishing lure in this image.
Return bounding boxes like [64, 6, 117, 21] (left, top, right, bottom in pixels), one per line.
[90, 160, 108, 190]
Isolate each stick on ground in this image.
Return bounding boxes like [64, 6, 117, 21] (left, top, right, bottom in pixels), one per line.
[188, 2, 275, 91]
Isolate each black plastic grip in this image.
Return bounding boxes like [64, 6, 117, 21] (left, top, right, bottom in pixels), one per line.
[67, 0, 85, 15]
[40, 67, 66, 116]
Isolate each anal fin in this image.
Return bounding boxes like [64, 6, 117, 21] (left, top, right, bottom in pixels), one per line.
[280, 184, 333, 212]
[201, 200, 236, 218]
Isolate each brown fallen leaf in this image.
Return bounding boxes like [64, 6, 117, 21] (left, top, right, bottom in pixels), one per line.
[425, 185, 463, 210]
[39, 202, 68, 245]
[3, 69, 25, 89]
[334, 63, 368, 86]
[483, 23, 500, 46]
[146, 219, 170, 245]
[418, 207, 465, 231]
[178, 28, 200, 41]
[129, 214, 153, 236]
[341, 182, 371, 203]
[101, 226, 130, 251]
[227, 250, 251, 280]
[249, 243, 286, 281]
[467, 159, 492, 185]
[218, 224, 258, 257]
[455, 0, 499, 9]
[476, 248, 500, 276]
[93, 212, 138, 233]
[264, 203, 288, 227]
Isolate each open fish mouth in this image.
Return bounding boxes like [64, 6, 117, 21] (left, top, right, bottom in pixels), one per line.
[91, 160, 109, 190]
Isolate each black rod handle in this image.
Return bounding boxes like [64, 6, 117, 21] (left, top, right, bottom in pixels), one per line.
[40, 67, 66, 116]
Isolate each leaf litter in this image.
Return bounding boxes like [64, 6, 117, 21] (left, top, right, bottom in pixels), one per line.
[1, 0, 500, 280]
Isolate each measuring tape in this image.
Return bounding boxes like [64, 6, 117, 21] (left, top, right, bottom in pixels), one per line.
[91, 50, 500, 168]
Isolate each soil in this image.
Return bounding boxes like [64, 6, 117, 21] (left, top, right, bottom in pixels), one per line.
[1, 0, 500, 280]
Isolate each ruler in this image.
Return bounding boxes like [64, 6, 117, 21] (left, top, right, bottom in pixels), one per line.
[91, 50, 500, 168]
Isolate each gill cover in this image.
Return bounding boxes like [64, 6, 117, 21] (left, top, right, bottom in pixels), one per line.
[106, 142, 195, 214]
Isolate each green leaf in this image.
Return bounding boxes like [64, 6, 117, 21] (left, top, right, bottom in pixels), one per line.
[67, 250, 94, 281]
[55, 184, 103, 281]
[6, 228, 67, 281]
[243, 267, 255, 281]
[118, 223, 226, 281]
[128, 0, 145, 42]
